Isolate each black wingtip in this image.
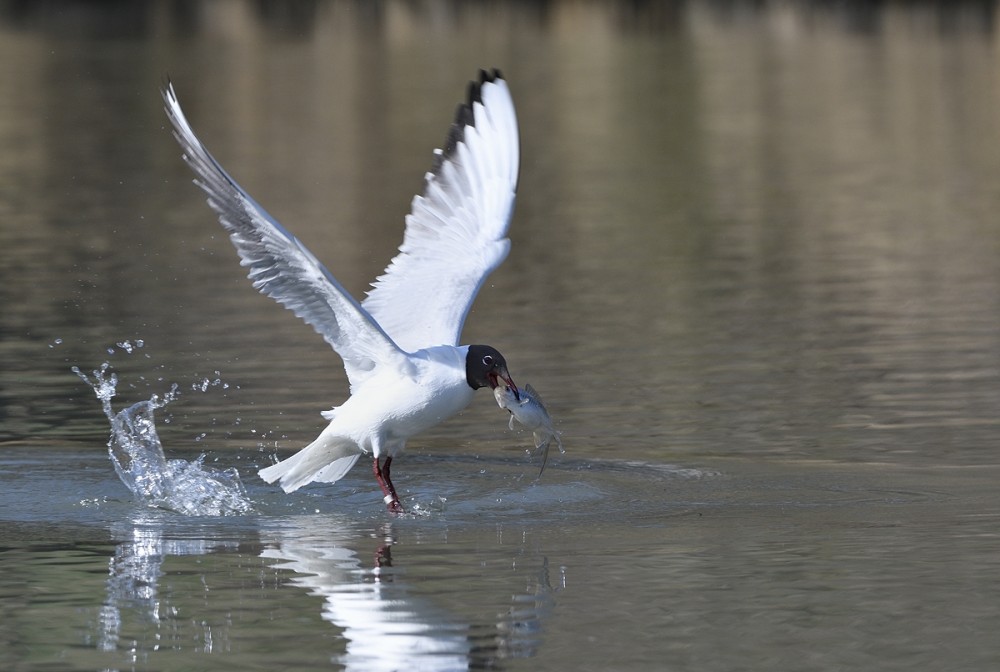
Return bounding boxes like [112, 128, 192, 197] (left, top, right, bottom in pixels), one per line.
[434, 69, 506, 174]
[482, 68, 503, 83]
[470, 68, 503, 104]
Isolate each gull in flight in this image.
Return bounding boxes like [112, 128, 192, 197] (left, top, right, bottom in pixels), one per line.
[163, 70, 521, 513]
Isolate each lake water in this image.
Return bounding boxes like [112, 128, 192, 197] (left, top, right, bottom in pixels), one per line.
[3, 1, 1000, 670]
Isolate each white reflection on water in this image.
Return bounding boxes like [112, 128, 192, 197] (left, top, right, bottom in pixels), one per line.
[98, 517, 240, 656]
[92, 513, 558, 669]
[261, 515, 558, 670]
[263, 518, 471, 670]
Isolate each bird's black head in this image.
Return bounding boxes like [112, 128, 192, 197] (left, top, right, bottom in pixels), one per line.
[466, 345, 519, 399]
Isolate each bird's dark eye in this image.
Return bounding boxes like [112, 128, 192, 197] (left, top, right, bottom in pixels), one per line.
[482, 355, 494, 367]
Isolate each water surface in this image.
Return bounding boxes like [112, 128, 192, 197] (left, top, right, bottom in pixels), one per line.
[3, 1, 1000, 670]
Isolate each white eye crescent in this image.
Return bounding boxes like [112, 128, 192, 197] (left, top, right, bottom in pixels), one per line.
[482, 355, 494, 367]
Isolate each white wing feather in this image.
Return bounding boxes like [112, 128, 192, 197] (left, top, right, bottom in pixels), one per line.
[362, 70, 520, 352]
[162, 83, 407, 388]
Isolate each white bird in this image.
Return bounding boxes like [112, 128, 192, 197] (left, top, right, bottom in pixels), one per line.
[163, 70, 520, 513]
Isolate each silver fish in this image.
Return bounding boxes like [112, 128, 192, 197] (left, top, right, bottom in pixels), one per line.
[494, 383, 564, 475]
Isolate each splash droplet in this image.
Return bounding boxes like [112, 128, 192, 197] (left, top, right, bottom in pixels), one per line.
[73, 360, 253, 516]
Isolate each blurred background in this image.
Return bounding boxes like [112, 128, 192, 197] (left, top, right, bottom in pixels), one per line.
[4, 0, 1000, 466]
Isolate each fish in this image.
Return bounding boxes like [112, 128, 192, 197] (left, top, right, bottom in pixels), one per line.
[494, 383, 564, 476]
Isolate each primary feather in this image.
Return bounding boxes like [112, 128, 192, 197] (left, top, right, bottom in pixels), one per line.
[162, 83, 407, 390]
[363, 70, 520, 352]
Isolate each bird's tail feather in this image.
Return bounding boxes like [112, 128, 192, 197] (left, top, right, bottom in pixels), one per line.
[258, 434, 362, 493]
[312, 453, 362, 484]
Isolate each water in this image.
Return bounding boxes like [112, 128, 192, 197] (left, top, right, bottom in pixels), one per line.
[72, 351, 253, 516]
[3, 1, 1000, 670]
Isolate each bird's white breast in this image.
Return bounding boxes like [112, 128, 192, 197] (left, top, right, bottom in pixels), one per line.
[335, 346, 474, 446]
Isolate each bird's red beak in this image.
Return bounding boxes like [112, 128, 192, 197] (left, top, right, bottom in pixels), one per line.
[489, 367, 519, 401]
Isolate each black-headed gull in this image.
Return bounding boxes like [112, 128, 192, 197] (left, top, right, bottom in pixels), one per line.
[163, 70, 520, 513]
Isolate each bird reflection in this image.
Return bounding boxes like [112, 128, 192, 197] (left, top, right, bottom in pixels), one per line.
[261, 515, 559, 670]
[94, 513, 560, 669]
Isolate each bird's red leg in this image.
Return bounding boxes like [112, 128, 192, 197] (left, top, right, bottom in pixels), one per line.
[373, 456, 405, 513]
[383, 456, 405, 513]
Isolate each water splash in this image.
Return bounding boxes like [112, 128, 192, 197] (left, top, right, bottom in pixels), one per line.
[73, 362, 253, 516]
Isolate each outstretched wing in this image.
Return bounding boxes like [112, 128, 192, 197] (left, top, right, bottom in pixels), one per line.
[362, 70, 520, 352]
[163, 83, 408, 388]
